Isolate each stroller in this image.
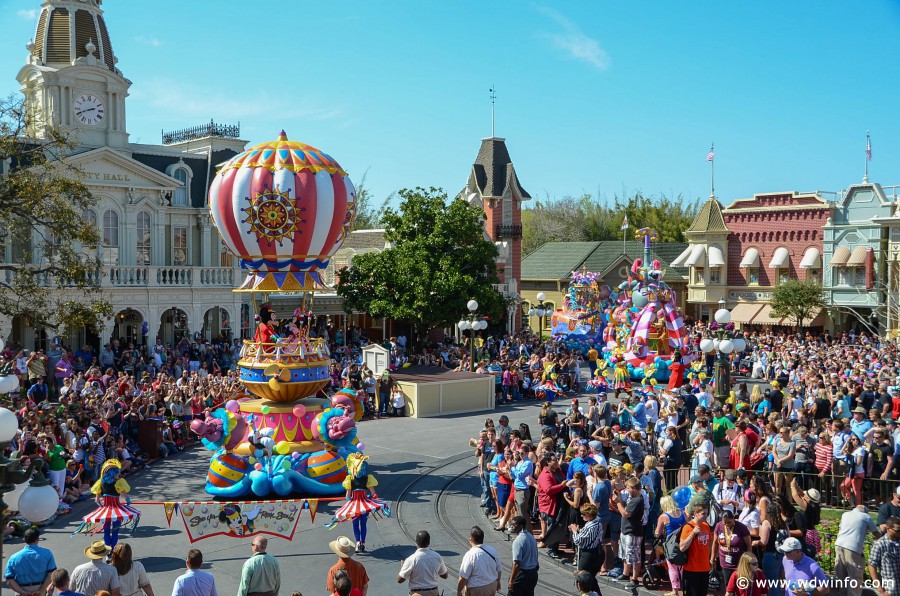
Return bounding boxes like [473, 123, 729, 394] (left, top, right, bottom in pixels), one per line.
[642, 537, 670, 590]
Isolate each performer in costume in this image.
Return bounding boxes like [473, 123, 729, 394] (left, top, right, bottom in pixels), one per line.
[667, 349, 686, 391]
[613, 359, 631, 390]
[325, 452, 390, 553]
[75, 459, 140, 550]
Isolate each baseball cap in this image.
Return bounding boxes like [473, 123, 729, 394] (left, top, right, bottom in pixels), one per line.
[690, 475, 703, 484]
[777, 537, 803, 553]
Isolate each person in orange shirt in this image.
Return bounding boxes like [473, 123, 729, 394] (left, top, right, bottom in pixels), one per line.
[678, 504, 713, 596]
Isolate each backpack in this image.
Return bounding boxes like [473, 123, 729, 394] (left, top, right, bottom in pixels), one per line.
[664, 520, 690, 566]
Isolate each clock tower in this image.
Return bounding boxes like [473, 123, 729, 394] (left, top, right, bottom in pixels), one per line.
[16, 0, 130, 148]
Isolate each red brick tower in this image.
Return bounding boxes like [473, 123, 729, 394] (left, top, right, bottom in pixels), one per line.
[462, 137, 530, 332]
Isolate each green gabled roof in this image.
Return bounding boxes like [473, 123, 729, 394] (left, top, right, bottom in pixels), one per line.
[582, 241, 689, 278]
[521, 241, 601, 280]
[687, 196, 729, 233]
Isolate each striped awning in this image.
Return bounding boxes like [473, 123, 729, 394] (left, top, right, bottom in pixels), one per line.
[768, 247, 790, 269]
[799, 247, 821, 269]
[740, 248, 760, 268]
[750, 304, 784, 325]
[670, 245, 694, 267]
[730, 303, 764, 324]
[684, 245, 707, 267]
[847, 246, 868, 266]
[708, 246, 726, 267]
[831, 246, 851, 266]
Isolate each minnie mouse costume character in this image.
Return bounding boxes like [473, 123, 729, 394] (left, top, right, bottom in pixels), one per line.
[325, 453, 390, 553]
[75, 459, 140, 549]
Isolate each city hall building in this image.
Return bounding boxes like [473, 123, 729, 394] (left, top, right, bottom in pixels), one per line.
[7, 0, 250, 349]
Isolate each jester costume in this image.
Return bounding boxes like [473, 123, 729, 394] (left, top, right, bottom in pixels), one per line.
[75, 459, 140, 549]
[325, 453, 390, 552]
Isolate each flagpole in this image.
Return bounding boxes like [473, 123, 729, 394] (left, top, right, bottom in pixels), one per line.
[710, 142, 715, 197]
[864, 130, 870, 183]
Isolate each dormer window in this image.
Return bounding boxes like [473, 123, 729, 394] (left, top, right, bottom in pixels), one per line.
[172, 168, 189, 206]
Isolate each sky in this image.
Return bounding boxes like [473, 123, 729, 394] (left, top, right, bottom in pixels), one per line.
[1, 0, 900, 210]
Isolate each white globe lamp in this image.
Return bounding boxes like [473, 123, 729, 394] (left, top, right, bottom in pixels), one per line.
[536, 292, 546, 302]
[699, 339, 715, 353]
[457, 320, 469, 331]
[732, 338, 746, 353]
[712, 339, 720, 352]
[478, 320, 488, 330]
[719, 339, 735, 354]
[714, 309, 731, 325]
[0, 408, 18, 442]
[18, 474, 60, 522]
[467, 299, 479, 312]
[4, 478, 29, 511]
[536, 309, 546, 317]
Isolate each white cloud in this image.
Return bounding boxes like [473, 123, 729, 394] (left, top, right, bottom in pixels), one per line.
[133, 77, 343, 124]
[536, 6, 610, 71]
[17, 9, 37, 20]
[134, 35, 162, 47]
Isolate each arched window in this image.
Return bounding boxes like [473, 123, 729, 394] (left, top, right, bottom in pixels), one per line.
[173, 169, 188, 206]
[82, 209, 97, 226]
[136, 211, 151, 265]
[102, 209, 119, 265]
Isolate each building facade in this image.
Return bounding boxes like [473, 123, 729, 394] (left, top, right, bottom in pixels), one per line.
[7, 0, 249, 350]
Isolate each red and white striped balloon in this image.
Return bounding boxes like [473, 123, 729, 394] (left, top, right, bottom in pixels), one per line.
[208, 131, 356, 272]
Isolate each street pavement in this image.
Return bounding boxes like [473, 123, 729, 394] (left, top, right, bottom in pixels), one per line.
[9, 370, 703, 596]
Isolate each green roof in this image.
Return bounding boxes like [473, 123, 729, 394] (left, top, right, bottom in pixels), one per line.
[521, 242, 601, 280]
[687, 196, 729, 233]
[582, 241, 689, 278]
[522, 240, 689, 281]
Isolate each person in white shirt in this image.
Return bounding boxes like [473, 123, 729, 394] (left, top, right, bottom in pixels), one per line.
[714, 469, 744, 516]
[457, 527, 501, 596]
[398, 530, 448, 595]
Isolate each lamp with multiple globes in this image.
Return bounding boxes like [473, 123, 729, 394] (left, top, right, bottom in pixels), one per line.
[0, 407, 61, 574]
[459, 299, 487, 372]
[700, 301, 746, 403]
[528, 292, 549, 335]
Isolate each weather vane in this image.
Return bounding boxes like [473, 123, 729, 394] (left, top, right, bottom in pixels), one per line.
[489, 85, 496, 138]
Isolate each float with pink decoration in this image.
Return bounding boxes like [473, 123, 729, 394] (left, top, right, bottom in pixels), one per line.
[599, 228, 696, 383]
[194, 131, 367, 498]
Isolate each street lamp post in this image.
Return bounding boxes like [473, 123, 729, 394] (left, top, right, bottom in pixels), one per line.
[458, 299, 487, 372]
[699, 302, 747, 404]
[0, 407, 61, 576]
[528, 292, 548, 337]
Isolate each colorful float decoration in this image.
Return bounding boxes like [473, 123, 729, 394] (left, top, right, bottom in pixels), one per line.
[598, 227, 695, 382]
[199, 131, 364, 498]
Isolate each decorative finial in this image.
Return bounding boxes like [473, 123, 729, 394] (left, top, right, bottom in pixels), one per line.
[489, 86, 496, 138]
[278, 130, 288, 141]
[26, 39, 35, 53]
[85, 38, 96, 55]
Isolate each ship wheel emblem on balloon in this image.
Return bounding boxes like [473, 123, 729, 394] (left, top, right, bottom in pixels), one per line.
[243, 187, 306, 245]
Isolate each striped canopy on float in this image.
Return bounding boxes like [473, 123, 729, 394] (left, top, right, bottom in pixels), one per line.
[208, 131, 356, 276]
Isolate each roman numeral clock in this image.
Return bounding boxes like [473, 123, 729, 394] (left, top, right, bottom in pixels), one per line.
[74, 94, 105, 126]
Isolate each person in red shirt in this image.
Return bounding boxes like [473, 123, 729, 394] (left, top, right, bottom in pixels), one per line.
[679, 504, 713, 596]
[725, 552, 769, 596]
[537, 453, 571, 558]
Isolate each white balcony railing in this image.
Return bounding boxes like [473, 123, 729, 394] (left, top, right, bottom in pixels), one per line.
[106, 266, 235, 287]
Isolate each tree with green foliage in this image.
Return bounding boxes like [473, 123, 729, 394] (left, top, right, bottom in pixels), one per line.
[0, 96, 111, 333]
[521, 191, 700, 255]
[337, 187, 506, 346]
[770, 279, 825, 330]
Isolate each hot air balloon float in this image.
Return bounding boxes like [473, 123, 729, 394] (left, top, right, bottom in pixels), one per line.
[597, 228, 698, 384]
[197, 131, 369, 497]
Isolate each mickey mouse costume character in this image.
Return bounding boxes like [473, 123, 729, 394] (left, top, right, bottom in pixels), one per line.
[75, 459, 140, 551]
[326, 453, 390, 553]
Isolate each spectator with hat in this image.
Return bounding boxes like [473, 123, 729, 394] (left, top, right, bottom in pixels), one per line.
[326, 537, 369, 596]
[779, 537, 828, 596]
[851, 406, 873, 441]
[70, 541, 120, 596]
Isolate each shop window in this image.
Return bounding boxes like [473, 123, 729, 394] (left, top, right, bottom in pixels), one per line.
[807, 268, 821, 283]
[855, 267, 866, 287]
[693, 267, 704, 284]
[747, 268, 759, 285]
[836, 268, 852, 286]
[710, 269, 721, 284]
[778, 269, 790, 284]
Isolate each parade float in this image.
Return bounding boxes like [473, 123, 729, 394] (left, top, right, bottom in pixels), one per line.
[197, 131, 363, 498]
[598, 228, 695, 384]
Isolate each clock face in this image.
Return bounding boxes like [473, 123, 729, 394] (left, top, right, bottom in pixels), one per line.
[74, 94, 105, 126]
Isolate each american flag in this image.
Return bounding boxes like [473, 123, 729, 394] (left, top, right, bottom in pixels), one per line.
[706, 146, 715, 162]
[621, 215, 629, 230]
[866, 134, 872, 161]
